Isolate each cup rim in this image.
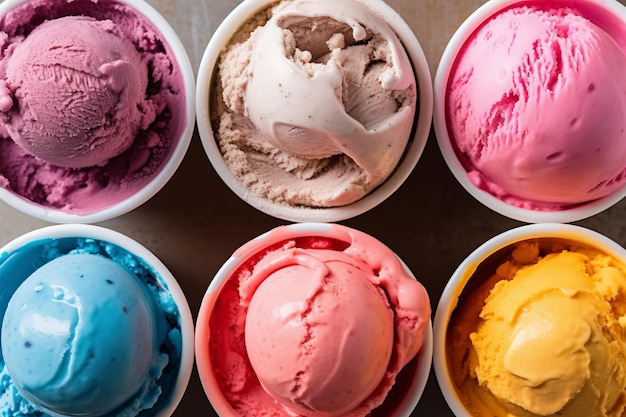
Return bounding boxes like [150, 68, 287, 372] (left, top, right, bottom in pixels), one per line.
[195, 222, 433, 417]
[195, 0, 433, 223]
[432, 222, 626, 416]
[0, 223, 195, 417]
[433, 0, 626, 224]
[0, 0, 196, 224]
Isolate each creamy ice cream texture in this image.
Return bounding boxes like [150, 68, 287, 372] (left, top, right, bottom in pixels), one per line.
[0, 15, 153, 169]
[2, 254, 157, 416]
[203, 224, 431, 417]
[0, 0, 187, 214]
[447, 240, 626, 417]
[213, 0, 417, 208]
[0, 236, 184, 417]
[245, 246, 394, 416]
[446, 4, 626, 210]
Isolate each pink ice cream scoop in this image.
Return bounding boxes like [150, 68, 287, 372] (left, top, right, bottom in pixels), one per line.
[446, 4, 626, 209]
[0, 15, 154, 169]
[198, 224, 431, 417]
[244, 247, 395, 416]
[0, 0, 190, 219]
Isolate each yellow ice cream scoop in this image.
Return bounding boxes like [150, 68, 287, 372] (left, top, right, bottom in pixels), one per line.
[450, 243, 626, 417]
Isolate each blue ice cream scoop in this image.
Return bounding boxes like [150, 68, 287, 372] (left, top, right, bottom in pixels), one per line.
[1, 252, 158, 416]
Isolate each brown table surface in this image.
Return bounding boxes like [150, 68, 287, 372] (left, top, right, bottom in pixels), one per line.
[1, 0, 625, 415]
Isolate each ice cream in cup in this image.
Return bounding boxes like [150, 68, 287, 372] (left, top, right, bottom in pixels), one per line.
[0, 224, 194, 416]
[433, 0, 626, 223]
[196, 0, 433, 223]
[0, 0, 195, 223]
[195, 222, 433, 417]
[434, 223, 626, 416]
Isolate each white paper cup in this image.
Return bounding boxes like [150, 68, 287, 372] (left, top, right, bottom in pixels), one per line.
[0, 224, 194, 416]
[196, 222, 433, 417]
[433, 223, 626, 416]
[433, 0, 626, 223]
[0, 0, 195, 224]
[196, 0, 433, 223]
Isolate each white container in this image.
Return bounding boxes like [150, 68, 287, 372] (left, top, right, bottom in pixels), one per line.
[0, 224, 195, 417]
[433, 223, 626, 416]
[0, 0, 195, 224]
[196, 0, 433, 223]
[433, 0, 626, 223]
[196, 222, 433, 417]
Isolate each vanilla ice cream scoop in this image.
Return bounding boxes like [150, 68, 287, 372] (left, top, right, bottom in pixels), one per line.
[244, 0, 415, 184]
[1, 253, 158, 416]
[447, 242, 626, 417]
[0, 15, 154, 169]
[216, 0, 418, 208]
[472, 250, 626, 416]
